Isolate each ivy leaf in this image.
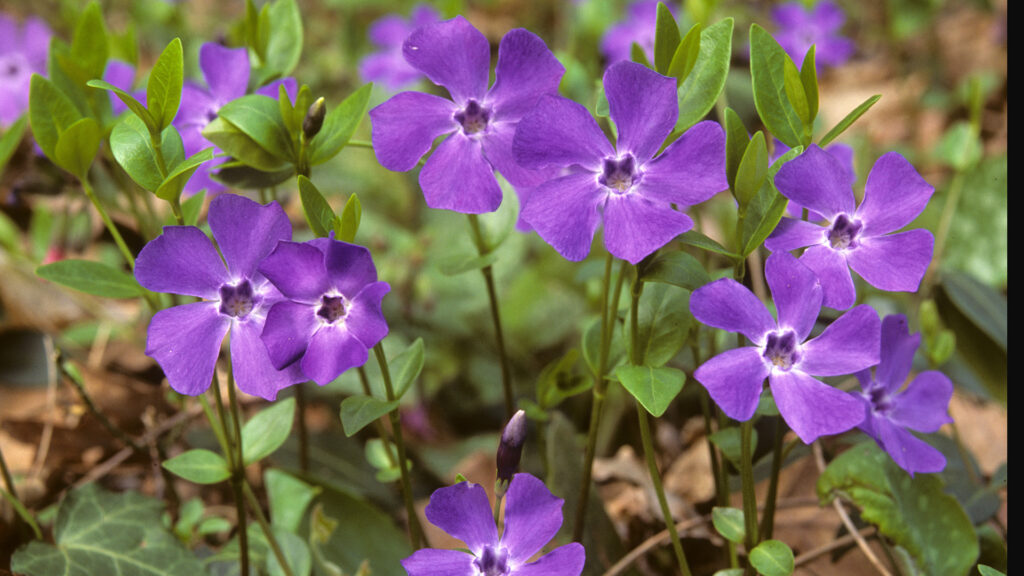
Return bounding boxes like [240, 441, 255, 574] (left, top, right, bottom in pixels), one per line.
[147, 38, 184, 132]
[241, 397, 296, 465]
[10, 484, 204, 576]
[676, 18, 733, 133]
[163, 449, 231, 484]
[615, 364, 686, 417]
[340, 395, 399, 437]
[308, 83, 373, 166]
[36, 259, 141, 299]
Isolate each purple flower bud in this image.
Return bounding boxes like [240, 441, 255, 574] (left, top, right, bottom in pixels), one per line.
[496, 410, 526, 482]
[303, 97, 326, 140]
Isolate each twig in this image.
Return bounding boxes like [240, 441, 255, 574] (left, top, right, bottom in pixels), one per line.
[793, 526, 877, 568]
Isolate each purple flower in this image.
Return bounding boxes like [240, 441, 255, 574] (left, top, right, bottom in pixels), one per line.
[600, 0, 669, 65]
[369, 17, 565, 214]
[0, 15, 51, 126]
[102, 60, 138, 116]
[257, 238, 390, 386]
[691, 252, 879, 443]
[766, 146, 935, 310]
[854, 314, 953, 475]
[174, 43, 297, 195]
[772, 139, 854, 220]
[402, 473, 585, 576]
[771, 1, 854, 69]
[512, 60, 726, 264]
[135, 194, 306, 400]
[359, 5, 440, 92]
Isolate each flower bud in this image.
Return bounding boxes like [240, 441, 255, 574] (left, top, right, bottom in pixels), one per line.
[496, 410, 526, 483]
[303, 97, 326, 140]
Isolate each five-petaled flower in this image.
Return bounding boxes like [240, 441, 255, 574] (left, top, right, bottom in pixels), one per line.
[771, 1, 854, 69]
[512, 60, 727, 264]
[691, 252, 879, 443]
[402, 473, 585, 576]
[369, 16, 565, 214]
[258, 237, 390, 386]
[359, 4, 440, 92]
[135, 194, 306, 400]
[766, 146, 935, 310]
[854, 314, 953, 475]
[0, 14, 51, 126]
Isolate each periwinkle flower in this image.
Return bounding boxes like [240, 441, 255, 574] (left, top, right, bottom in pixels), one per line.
[402, 473, 585, 576]
[135, 194, 306, 400]
[369, 16, 565, 214]
[600, 0, 669, 65]
[771, 1, 854, 69]
[174, 43, 297, 195]
[766, 146, 935, 310]
[512, 60, 726, 264]
[691, 252, 879, 443]
[854, 314, 953, 475]
[1, 15, 51, 126]
[257, 238, 390, 386]
[358, 5, 440, 92]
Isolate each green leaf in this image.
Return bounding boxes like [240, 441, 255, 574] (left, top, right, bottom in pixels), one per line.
[799, 46, 819, 125]
[940, 272, 1006, 351]
[218, 94, 294, 164]
[653, 3, 680, 74]
[676, 18, 733, 133]
[110, 115, 185, 192]
[163, 449, 231, 484]
[936, 121, 982, 172]
[155, 148, 215, 202]
[630, 42, 651, 68]
[241, 397, 295, 465]
[37, 259, 141, 299]
[391, 338, 425, 399]
[724, 107, 748, 192]
[782, 57, 810, 132]
[10, 484, 204, 575]
[630, 283, 693, 367]
[615, 365, 686, 417]
[978, 566, 1006, 576]
[712, 570, 745, 576]
[0, 114, 28, 179]
[267, 528, 311, 576]
[54, 117, 101, 180]
[667, 23, 701, 84]
[709, 426, 758, 468]
[336, 193, 362, 243]
[817, 443, 979, 576]
[147, 38, 184, 131]
[741, 144, 801, 258]
[535, 349, 590, 410]
[71, 2, 109, 81]
[340, 395, 400, 437]
[307, 486, 412, 575]
[213, 162, 296, 189]
[309, 83, 373, 166]
[438, 251, 499, 276]
[264, 469, 320, 533]
[581, 316, 625, 378]
[734, 131, 770, 208]
[258, 0, 303, 85]
[638, 250, 711, 291]
[203, 116, 289, 172]
[749, 540, 795, 576]
[750, 24, 807, 148]
[28, 74, 82, 161]
[818, 94, 881, 148]
[87, 79, 158, 133]
[298, 175, 335, 238]
[678, 229, 739, 260]
[711, 507, 746, 544]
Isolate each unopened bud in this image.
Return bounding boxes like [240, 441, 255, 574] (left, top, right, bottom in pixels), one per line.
[496, 410, 527, 483]
[303, 97, 326, 140]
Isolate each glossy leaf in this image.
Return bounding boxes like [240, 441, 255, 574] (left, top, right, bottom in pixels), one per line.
[336, 194, 362, 243]
[71, 2, 109, 81]
[308, 83, 373, 166]
[37, 259, 141, 299]
[147, 38, 184, 131]
[668, 23, 701, 84]
[340, 395, 399, 437]
[218, 94, 294, 163]
[631, 282, 693, 367]
[241, 397, 295, 465]
[87, 79, 157, 133]
[676, 18, 733, 133]
[298, 175, 335, 238]
[615, 364, 686, 417]
[735, 131, 770, 208]
[818, 94, 881, 148]
[203, 116, 288, 172]
[28, 75, 82, 161]
[638, 250, 710, 292]
[678, 229, 739, 260]
[799, 46, 819, 124]
[653, 2, 680, 74]
[630, 42, 651, 68]
[110, 114, 185, 192]
[749, 540, 795, 576]
[54, 117, 101, 180]
[712, 507, 746, 544]
[163, 449, 231, 484]
[782, 57, 810, 131]
[750, 24, 807, 148]
[724, 107, 748, 192]
[391, 337, 425, 399]
[155, 148, 215, 202]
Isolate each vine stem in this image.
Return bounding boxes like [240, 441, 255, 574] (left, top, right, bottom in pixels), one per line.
[219, 371, 250, 576]
[740, 419, 760, 575]
[374, 343, 425, 549]
[758, 418, 787, 540]
[356, 367, 397, 468]
[466, 214, 514, 420]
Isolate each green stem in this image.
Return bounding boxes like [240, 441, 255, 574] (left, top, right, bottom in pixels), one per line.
[740, 420, 760, 564]
[758, 418, 787, 540]
[347, 139, 374, 149]
[0, 444, 40, 539]
[242, 483, 296, 576]
[357, 367, 398, 468]
[150, 132, 170, 178]
[374, 343, 424, 549]
[467, 214, 514, 420]
[80, 178, 135, 269]
[225, 371, 250, 576]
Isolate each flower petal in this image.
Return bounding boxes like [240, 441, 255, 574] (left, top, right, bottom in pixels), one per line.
[857, 152, 934, 237]
[875, 314, 919, 395]
[694, 347, 770, 422]
[401, 548, 476, 576]
[513, 95, 612, 171]
[423, 481, 498, 554]
[259, 241, 330, 302]
[346, 282, 391, 349]
[690, 279, 774, 343]
[847, 229, 933, 293]
[800, 304, 880, 376]
[420, 132, 503, 213]
[481, 122, 548, 187]
[603, 193, 692, 264]
[765, 252, 822, 341]
[520, 172, 605, 262]
[209, 194, 291, 279]
[514, 543, 586, 576]
[321, 240, 380, 297]
[871, 417, 946, 475]
[889, 371, 954, 433]
[199, 43, 250, 104]
[261, 300, 319, 370]
[146, 302, 229, 396]
[770, 370, 864, 443]
[765, 218, 827, 252]
[487, 28, 564, 122]
[136, 226, 229, 298]
[403, 16, 490, 105]
[774, 145, 855, 220]
[501, 473, 564, 562]
[369, 91, 457, 171]
[798, 244, 855, 310]
[638, 120, 727, 206]
[255, 77, 297, 101]
[230, 319, 306, 400]
[301, 324, 370, 386]
[604, 61, 677, 164]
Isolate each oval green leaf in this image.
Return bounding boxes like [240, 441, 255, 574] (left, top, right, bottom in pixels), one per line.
[241, 397, 296, 466]
[750, 24, 806, 148]
[163, 449, 231, 484]
[218, 94, 294, 164]
[676, 18, 733, 133]
[147, 38, 184, 131]
[711, 506, 746, 544]
[749, 539, 795, 576]
[37, 259, 141, 299]
[54, 117, 101, 180]
[309, 83, 373, 166]
[340, 395, 400, 437]
[110, 114, 186, 192]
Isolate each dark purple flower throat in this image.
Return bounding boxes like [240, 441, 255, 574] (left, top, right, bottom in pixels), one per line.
[219, 280, 258, 319]
[827, 213, 863, 250]
[763, 330, 801, 371]
[474, 545, 510, 576]
[599, 154, 640, 194]
[455, 100, 491, 135]
[316, 295, 349, 324]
